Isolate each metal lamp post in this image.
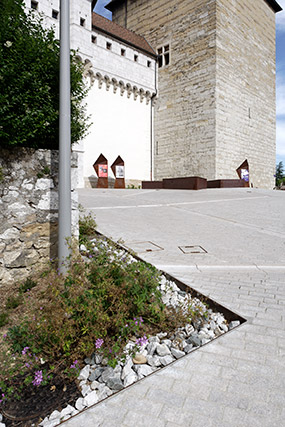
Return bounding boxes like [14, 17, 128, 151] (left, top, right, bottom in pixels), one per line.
[58, 0, 71, 273]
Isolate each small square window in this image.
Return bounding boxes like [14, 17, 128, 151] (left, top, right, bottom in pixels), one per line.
[92, 35, 97, 44]
[121, 48, 126, 56]
[80, 18, 86, 27]
[106, 42, 112, 50]
[147, 60, 151, 68]
[31, 0, 38, 10]
[134, 54, 138, 62]
[52, 10, 59, 19]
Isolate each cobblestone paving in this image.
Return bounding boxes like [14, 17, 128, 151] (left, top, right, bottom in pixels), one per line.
[64, 189, 285, 427]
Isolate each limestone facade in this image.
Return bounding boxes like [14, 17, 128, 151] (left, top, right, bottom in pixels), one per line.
[109, 0, 280, 188]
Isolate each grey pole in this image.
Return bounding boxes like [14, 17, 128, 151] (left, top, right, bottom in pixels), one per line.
[58, 0, 71, 273]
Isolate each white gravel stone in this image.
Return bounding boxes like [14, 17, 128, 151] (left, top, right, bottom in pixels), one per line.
[78, 365, 90, 380]
[91, 380, 100, 390]
[75, 397, 86, 411]
[133, 364, 153, 378]
[81, 384, 91, 396]
[83, 390, 99, 407]
[220, 323, 229, 332]
[121, 358, 134, 380]
[171, 348, 185, 359]
[156, 343, 171, 356]
[229, 320, 240, 330]
[49, 410, 61, 420]
[123, 371, 137, 387]
[60, 405, 75, 418]
[160, 355, 174, 366]
[147, 355, 161, 367]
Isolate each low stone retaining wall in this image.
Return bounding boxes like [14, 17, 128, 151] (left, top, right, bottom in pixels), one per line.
[0, 148, 78, 285]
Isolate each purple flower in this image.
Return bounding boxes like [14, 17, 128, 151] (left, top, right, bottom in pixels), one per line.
[70, 360, 79, 369]
[95, 338, 104, 349]
[25, 362, 30, 368]
[136, 335, 148, 346]
[3, 333, 7, 340]
[0, 393, 5, 404]
[22, 346, 29, 355]
[32, 370, 43, 386]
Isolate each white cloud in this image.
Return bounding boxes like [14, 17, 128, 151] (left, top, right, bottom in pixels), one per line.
[276, 0, 285, 31]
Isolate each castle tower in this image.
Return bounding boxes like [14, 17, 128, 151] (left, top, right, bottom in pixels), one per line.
[107, 0, 282, 188]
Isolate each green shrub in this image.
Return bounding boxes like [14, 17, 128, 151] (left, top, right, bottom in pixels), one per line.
[79, 213, 97, 245]
[0, 312, 9, 327]
[6, 295, 22, 310]
[18, 278, 37, 294]
[0, 0, 90, 149]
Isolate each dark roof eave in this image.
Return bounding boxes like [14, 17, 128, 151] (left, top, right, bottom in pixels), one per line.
[265, 0, 282, 12]
[106, 0, 123, 12]
[106, 0, 282, 13]
[92, 24, 157, 58]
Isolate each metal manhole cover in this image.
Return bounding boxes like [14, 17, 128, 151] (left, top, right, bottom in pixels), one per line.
[125, 241, 164, 253]
[179, 245, 207, 254]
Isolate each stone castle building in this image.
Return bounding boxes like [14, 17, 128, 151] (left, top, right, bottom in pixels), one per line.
[24, 0, 282, 188]
[107, 0, 282, 189]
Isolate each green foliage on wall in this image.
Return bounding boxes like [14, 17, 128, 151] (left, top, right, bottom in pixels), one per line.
[0, 0, 90, 149]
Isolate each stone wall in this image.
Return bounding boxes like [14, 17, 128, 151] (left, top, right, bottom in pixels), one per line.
[112, 0, 277, 188]
[0, 148, 78, 285]
[112, 0, 219, 181]
[215, 0, 276, 188]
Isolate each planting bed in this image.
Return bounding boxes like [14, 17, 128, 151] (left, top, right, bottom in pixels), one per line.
[0, 233, 245, 427]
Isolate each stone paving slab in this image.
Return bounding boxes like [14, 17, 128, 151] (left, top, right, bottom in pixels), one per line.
[63, 188, 285, 427]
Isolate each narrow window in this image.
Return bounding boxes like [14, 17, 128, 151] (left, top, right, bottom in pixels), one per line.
[52, 10, 59, 19]
[80, 18, 86, 27]
[92, 35, 97, 44]
[121, 48, 126, 56]
[147, 60, 151, 68]
[31, 0, 38, 10]
[106, 42, 112, 50]
[157, 44, 171, 68]
[134, 54, 138, 62]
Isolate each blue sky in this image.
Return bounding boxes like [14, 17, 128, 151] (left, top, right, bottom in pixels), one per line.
[95, 0, 285, 166]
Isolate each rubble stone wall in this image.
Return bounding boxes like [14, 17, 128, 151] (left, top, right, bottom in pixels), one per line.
[0, 148, 78, 285]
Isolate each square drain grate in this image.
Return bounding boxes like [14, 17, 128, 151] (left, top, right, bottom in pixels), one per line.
[179, 245, 207, 254]
[125, 241, 164, 253]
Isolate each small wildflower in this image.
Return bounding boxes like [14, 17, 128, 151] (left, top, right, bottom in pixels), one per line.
[70, 360, 79, 369]
[32, 370, 43, 386]
[3, 333, 7, 339]
[0, 393, 5, 404]
[22, 346, 29, 355]
[25, 362, 30, 368]
[136, 335, 148, 346]
[4, 41, 12, 48]
[95, 338, 104, 349]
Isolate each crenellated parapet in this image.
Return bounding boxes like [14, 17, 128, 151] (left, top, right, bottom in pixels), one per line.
[76, 55, 156, 104]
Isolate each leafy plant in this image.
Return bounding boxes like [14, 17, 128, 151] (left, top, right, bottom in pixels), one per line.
[0, 0, 90, 149]
[37, 166, 50, 179]
[79, 212, 97, 245]
[6, 295, 22, 310]
[0, 312, 9, 327]
[19, 278, 37, 294]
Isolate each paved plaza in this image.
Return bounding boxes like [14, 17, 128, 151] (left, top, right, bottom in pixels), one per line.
[64, 188, 285, 427]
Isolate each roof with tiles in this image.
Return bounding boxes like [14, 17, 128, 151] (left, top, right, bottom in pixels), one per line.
[106, 0, 282, 13]
[92, 12, 156, 57]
